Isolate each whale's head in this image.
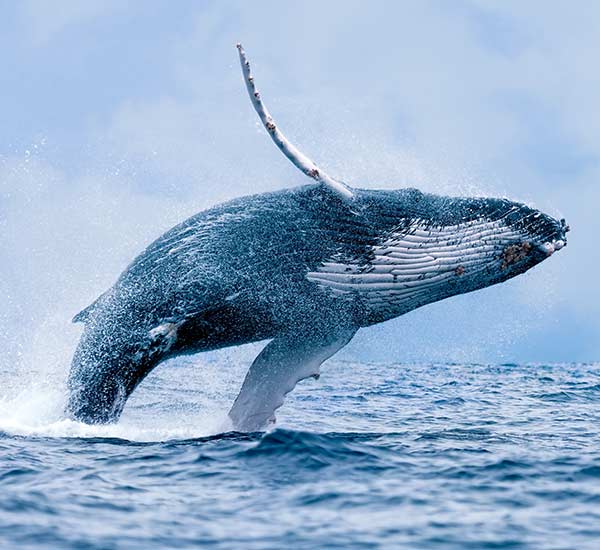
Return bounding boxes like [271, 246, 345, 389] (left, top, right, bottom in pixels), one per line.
[481, 200, 568, 280]
[308, 188, 568, 323]
[417, 191, 569, 285]
[419, 192, 569, 283]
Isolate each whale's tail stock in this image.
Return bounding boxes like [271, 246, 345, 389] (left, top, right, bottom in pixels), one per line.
[66, 303, 175, 424]
[66, 325, 151, 424]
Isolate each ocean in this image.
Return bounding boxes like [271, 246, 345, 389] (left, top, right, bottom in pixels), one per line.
[1, 357, 599, 549]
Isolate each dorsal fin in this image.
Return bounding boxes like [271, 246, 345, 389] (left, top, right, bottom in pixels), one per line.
[72, 291, 108, 323]
[73, 304, 95, 323]
[236, 43, 354, 201]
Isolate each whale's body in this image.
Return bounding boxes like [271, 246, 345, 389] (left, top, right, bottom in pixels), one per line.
[66, 44, 568, 430]
[67, 184, 567, 430]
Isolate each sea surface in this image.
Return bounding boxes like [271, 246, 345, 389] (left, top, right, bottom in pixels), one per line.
[1, 358, 599, 549]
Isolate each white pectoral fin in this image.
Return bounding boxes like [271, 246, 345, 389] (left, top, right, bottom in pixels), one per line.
[235, 43, 353, 200]
[228, 327, 357, 432]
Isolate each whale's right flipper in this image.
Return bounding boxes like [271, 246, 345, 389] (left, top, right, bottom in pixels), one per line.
[236, 43, 353, 200]
[228, 326, 357, 432]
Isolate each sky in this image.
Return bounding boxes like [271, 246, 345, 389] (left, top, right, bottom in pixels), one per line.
[0, 0, 598, 375]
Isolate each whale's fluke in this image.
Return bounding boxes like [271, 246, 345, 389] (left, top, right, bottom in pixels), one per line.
[228, 326, 356, 432]
[236, 43, 354, 200]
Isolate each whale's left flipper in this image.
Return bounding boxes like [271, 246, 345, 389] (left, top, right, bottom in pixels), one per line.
[228, 326, 357, 432]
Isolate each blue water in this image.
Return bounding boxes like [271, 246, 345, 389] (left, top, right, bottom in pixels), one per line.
[1, 358, 600, 549]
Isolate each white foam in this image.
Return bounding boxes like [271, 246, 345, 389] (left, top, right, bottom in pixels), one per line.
[0, 390, 228, 442]
[0, 340, 261, 442]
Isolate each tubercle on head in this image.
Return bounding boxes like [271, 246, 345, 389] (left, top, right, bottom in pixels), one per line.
[501, 242, 533, 270]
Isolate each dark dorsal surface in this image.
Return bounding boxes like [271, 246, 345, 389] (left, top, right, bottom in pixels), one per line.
[77, 185, 371, 342]
[77, 183, 564, 337]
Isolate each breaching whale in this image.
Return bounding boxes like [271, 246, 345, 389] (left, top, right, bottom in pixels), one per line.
[66, 44, 568, 431]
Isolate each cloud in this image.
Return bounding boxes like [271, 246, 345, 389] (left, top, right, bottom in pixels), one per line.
[17, 0, 123, 45]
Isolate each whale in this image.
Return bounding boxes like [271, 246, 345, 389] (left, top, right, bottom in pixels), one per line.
[66, 45, 568, 431]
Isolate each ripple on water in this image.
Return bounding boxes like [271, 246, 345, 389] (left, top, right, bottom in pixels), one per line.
[0, 362, 600, 549]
